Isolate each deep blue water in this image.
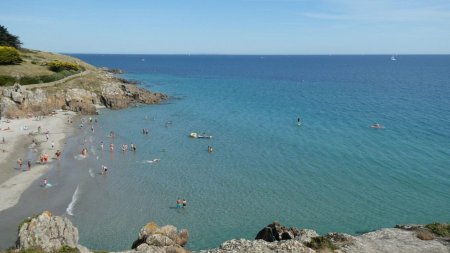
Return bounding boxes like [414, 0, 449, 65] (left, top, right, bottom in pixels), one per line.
[67, 54, 450, 251]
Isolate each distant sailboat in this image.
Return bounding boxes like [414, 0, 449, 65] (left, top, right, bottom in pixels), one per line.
[390, 55, 397, 61]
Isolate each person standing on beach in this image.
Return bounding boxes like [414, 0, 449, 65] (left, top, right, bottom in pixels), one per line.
[55, 150, 62, 160]
[182, 199, 187, 208]
[27, 160, 31, 170]
[18, 158, 23, 169]
[46, 133, 49, 141]
[51, 141, 54, 149]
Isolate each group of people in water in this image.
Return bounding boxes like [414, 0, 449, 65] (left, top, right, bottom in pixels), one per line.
[176, 198, 187, 209]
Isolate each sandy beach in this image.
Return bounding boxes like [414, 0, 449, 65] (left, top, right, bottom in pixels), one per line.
[0, 110, 76, 212]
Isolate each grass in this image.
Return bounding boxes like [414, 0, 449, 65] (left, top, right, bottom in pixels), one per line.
[305, 236, 338, 251]
[1, 246, 80, 253]
[425, 223, 450, 237]
[0, 49, 94, 78]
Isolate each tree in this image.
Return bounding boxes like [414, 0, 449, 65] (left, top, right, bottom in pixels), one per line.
[0, 25, 22, 49]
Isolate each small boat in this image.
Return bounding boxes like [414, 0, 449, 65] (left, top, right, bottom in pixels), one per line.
[190, 132, 212, 139]
[390, 55, 397, 61]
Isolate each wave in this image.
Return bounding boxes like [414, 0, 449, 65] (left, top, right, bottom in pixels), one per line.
[66, 185, 80, 216]
[88, 169, 95, 178]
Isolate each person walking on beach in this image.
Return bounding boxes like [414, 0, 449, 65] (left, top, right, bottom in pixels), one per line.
[46, 133, 49, 141]
[182, 199, 187, 208]
[27, 160, 31, 170]
[51, 141, 54, 149]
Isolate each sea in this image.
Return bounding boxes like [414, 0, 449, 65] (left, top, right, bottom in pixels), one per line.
[25, 55, 450, 250]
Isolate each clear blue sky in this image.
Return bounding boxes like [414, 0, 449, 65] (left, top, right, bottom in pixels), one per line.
[2, 0, 450, 54]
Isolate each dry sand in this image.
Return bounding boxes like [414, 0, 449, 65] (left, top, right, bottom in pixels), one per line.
[0, 110, 76, 212]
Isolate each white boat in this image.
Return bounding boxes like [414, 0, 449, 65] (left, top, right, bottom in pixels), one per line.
[190, 132, 212, 139]
[390, 55, 397, 61]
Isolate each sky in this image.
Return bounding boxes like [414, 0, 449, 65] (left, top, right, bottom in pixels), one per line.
[1, 0, 450, 54]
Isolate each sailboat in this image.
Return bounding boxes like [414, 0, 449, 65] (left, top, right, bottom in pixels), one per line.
[390, 55, 397, 61]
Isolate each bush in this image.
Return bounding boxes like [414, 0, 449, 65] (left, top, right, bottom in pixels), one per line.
[305, 236, 338, 251]
[0, 75, 16, 86]
[0, 46, 22, 65]
[425, 223, 450, 237]
[56, 245, 80, 253]
[47, 60, 80, 72]
[19, 70, 79, 85]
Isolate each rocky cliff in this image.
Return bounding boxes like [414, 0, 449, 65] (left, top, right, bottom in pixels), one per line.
[0, 70, 167, 117]
[13, 212, 450, 253]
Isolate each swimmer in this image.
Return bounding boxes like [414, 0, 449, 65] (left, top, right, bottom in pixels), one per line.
[208, 146, 214, 153]
[101, 165, 108, 175]
[147, 158, 160, 164]
[43, 178, 48, 187]
[371, 123, 383, 129]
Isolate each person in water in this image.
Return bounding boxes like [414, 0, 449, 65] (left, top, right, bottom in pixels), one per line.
[371, 123, 383, 129]
[43, 178, 48, 187]
[182, 199, 187, 208]
[208, 146, 214, 153]
[176, 198, 182, 209]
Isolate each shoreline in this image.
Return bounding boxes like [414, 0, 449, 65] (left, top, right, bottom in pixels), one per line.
[0, 110, 76, 213]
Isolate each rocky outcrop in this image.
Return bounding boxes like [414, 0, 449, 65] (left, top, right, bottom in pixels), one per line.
[197, 239, 315, 253]
[131, 222, 189, 253]
[255, 221, 314, 242]
[341, 228, 449, 253]
[0, 71, 167, 117]
[16, 211, 79, 253]
[13, 213, 450, 253]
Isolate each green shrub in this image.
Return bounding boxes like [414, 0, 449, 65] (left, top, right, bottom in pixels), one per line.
[425, 223, 450, 237]
[0, 75, 16, 86]
[19, 70, 79, 85]
[47, 60, 80, 72]
[0, 46, 22, 65]
[305, 236, 338, 251]
[56, 245, 80, 253]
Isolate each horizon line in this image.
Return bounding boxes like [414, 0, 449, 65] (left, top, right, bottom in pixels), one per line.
[61, 52, 450, 56]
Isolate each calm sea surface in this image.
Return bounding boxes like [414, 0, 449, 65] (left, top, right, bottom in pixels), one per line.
[67, 55, 450, 251]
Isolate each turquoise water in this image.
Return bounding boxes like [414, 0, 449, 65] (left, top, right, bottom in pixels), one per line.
[68, 55, 450, 251]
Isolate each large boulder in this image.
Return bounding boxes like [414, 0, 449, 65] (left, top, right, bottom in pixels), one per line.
[132, 221, 189, 251]
[255, 221, 301, 242]
[16, 211, 79, 253]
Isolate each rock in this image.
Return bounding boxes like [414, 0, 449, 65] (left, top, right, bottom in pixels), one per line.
[146, 234, 175, 247]
[202, 238, 315, 253]
[341, 228, 449, 253]
[132, 221, 189, 251]
[139, 222, 159, 240]
[296, 229, 319, 243]
[175, 229, 189, 247]
[326, 232, 355, 247]
[395, 224, 424, 231]
[27, 88, 47, 105]
[11, 91, 24, 103]
[255, 227, 277, 242]
[17, 211, 79, 253]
